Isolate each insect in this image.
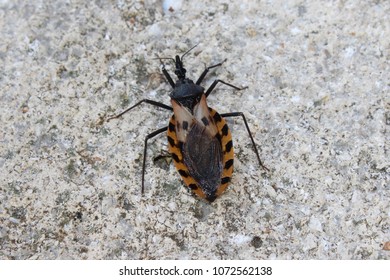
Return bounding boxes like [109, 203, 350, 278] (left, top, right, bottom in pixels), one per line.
[107, 46, 268, 202]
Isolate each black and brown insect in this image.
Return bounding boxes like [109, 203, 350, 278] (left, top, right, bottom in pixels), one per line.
[107, 46, 268, 202]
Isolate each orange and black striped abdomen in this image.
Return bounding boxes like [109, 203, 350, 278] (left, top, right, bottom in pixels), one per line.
[167, 108, 234, 202]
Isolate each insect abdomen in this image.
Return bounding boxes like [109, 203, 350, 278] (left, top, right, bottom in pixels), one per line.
[167, 109, 234, 202]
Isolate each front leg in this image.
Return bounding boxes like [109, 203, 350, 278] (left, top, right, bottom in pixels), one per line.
[205, 80, 247, 97]
[196, 59, 227, 85]
[156, 57, 176, 88]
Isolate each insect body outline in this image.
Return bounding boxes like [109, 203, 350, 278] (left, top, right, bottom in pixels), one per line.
[108, 46, 267, 202]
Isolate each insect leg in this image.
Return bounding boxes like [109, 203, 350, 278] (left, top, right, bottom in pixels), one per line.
[220, 112, 269, 171]
[196, 59, 227, 85]
[155, 56, 177, 88]
[142, 126, 168, 194]
[161, 64, 175, 88]
[205, 80, 248, 97]
[107, 99, 172, 122]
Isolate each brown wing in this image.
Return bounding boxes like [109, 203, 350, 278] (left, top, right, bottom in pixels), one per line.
[171, 99, 194, 142]
[182, 121, 223, 199]
[168, 95, 233, 202]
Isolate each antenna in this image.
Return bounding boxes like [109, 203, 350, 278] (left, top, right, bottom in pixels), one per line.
[153, 44, 199, 65]
[180, 44, 199, 62]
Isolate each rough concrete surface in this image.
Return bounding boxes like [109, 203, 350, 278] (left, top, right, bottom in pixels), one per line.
[0, 0, 389, 259]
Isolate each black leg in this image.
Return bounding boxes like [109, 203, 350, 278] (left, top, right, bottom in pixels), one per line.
[155, 57, 176, 88]
[221, 112, 269, 171]
[141, 126, 168, 193]
[196, 59, 227, 85]
[205, 80, 248, 97]
[161, 65, 175, 88]
[106, 99, 172, 122]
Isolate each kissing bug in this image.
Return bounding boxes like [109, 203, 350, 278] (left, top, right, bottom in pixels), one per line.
[107, 46, 268, 202]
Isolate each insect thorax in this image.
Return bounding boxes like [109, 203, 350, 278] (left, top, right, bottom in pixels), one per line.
[170, 79, 205, 112]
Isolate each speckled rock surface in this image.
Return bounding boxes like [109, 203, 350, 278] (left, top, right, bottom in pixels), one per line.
[0, 0, 389, 259]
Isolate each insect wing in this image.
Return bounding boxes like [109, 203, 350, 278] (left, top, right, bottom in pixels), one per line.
[193, 94, 218, 136]
[182, 121, 223, 198]
[169, 94, 235, 201]
[171, 99, 193, 142]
